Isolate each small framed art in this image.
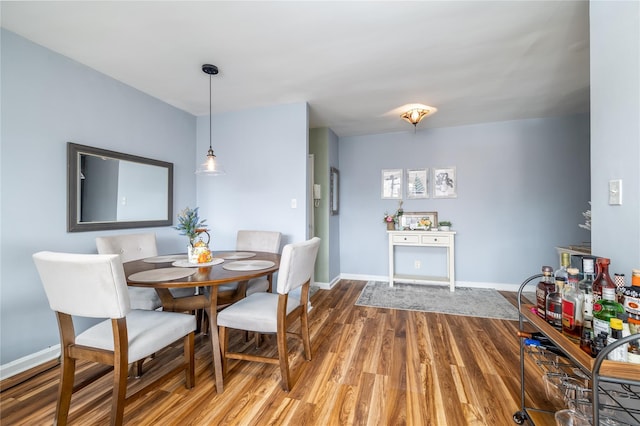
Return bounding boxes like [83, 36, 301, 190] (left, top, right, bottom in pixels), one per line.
[381, 169, 403, 199]
[433, 167, 457, 198]
[398, 211, 438, 230]
[330, 167, 339, 215]
[406, 168, 428, 199]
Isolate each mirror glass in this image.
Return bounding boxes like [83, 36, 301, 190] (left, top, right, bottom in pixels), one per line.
[68, 142, 173, 232]
[330, 167, 339, 215]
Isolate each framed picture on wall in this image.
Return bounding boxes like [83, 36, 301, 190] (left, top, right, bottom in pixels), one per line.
[406, 168, 428, 199]
[433, 167, 457, 198]
[381, 169, 403, 199]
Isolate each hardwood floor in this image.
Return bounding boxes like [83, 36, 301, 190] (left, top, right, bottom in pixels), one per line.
[1, 280, 559, 425]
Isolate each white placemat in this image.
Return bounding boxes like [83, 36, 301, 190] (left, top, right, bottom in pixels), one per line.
[128, 267, 197, 282]
[172, 258, 224, 268]
[222, 260, 275, 271]
[143, 254, 188, 264]
[217, 252, 257, 260]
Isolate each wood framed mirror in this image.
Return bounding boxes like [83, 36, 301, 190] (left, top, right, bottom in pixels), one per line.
[67, 142, 173, 232]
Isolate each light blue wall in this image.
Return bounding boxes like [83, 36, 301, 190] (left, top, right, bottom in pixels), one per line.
[0, 30, 197, 363]
[339, 115, 591, 286]
[590, 2, 640, 277]
[196, 102, 309, 251]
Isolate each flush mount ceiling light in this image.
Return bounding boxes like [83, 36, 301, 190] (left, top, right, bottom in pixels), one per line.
[401, 105, 438, 129]
[196, 64, 225, 176]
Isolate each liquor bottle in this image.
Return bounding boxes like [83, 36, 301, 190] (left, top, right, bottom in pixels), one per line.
[614, 273, 626, 303]
[546, 282, 563, 331]
[607, 318, 628, 362]
[592, 287, 625, 339]
[562, 268, 584, 343]
[622, 269, 640, 363]
[554, 252, 570, 294]
[578, 258, 596, 355]
[622, 269, 640, 318]
[536, 266, 555, 320]
[593, 257, 615, 302]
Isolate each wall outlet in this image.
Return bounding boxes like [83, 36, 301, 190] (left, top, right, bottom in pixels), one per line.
[414, 260, 421, 269]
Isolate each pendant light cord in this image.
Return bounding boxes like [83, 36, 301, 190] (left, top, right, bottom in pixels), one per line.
[209, 73, 212, 151]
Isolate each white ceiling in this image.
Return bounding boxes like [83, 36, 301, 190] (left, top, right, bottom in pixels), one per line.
[1, 1, 590, 137]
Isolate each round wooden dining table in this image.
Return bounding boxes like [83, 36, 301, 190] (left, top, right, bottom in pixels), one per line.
[124, 251, 280, 393]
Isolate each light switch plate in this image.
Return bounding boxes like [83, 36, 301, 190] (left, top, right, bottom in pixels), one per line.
[608, 179, 622, 205]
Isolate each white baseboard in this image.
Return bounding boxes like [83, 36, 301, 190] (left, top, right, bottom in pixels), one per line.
[314, 275, 342, 290]
[339, 273, 388, 283]
[1, 345, 60, 381]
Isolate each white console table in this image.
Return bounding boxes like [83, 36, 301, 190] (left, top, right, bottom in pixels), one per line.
[387, 230, 456, 291]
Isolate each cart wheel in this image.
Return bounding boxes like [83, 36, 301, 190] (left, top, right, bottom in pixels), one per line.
[513, 411, 526, 424]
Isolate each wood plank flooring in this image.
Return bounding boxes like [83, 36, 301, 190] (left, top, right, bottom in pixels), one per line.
[1, 280, 560, 425]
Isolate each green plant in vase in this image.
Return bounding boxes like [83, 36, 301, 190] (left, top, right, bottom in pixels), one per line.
[175, 207, 209, 261]
[438, 221, 452, 231]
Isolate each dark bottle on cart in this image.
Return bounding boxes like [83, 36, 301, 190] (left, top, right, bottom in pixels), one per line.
[546, 282, 563, 331]
[562, 268, 584, 343]
[536, 266, 555, 320]
[593, 257, 615, 302]
[578, 257, 596, 355]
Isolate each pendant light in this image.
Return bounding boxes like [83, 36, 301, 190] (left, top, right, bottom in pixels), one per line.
[196, 64, 225, 176]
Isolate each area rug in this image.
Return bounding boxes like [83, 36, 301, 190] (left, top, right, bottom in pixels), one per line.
[355, 281, 520, 321]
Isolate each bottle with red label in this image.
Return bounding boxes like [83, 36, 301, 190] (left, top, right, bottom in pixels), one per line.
[592, 257, 616, 302]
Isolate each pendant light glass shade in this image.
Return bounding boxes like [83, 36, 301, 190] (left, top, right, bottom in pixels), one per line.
[196, 64, 225, 176]
[196, 148, 224, 175]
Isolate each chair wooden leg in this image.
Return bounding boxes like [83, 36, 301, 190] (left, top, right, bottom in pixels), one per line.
[200, 309, 209, 336]
[132, 359, 144, 378]
[112, 319, 128, 426]
[55, 353, 76, 426]
[219, 326, 228, 377]
[276, 325, 291, 392]
[111, 355, 128, 426]
[301, 308, 312, 361]
[195, 309, 203, 334]
[254, 332, 262, 348]
[184, 332, 195, 389]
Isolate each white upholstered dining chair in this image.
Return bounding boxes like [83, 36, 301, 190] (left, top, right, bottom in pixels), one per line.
[217, 230, 282, 297]
[218, 237, 320, 391]
[236, 230, 282, 295]
[96, 232, 194, 309]
[32, 251, 196, 426]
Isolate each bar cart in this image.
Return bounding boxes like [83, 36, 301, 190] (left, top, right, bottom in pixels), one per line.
[513, 274, 640, 425]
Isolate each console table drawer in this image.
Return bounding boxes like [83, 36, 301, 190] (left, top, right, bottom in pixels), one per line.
[392, 234, 420, 244]
[421, 235, 450, 245]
